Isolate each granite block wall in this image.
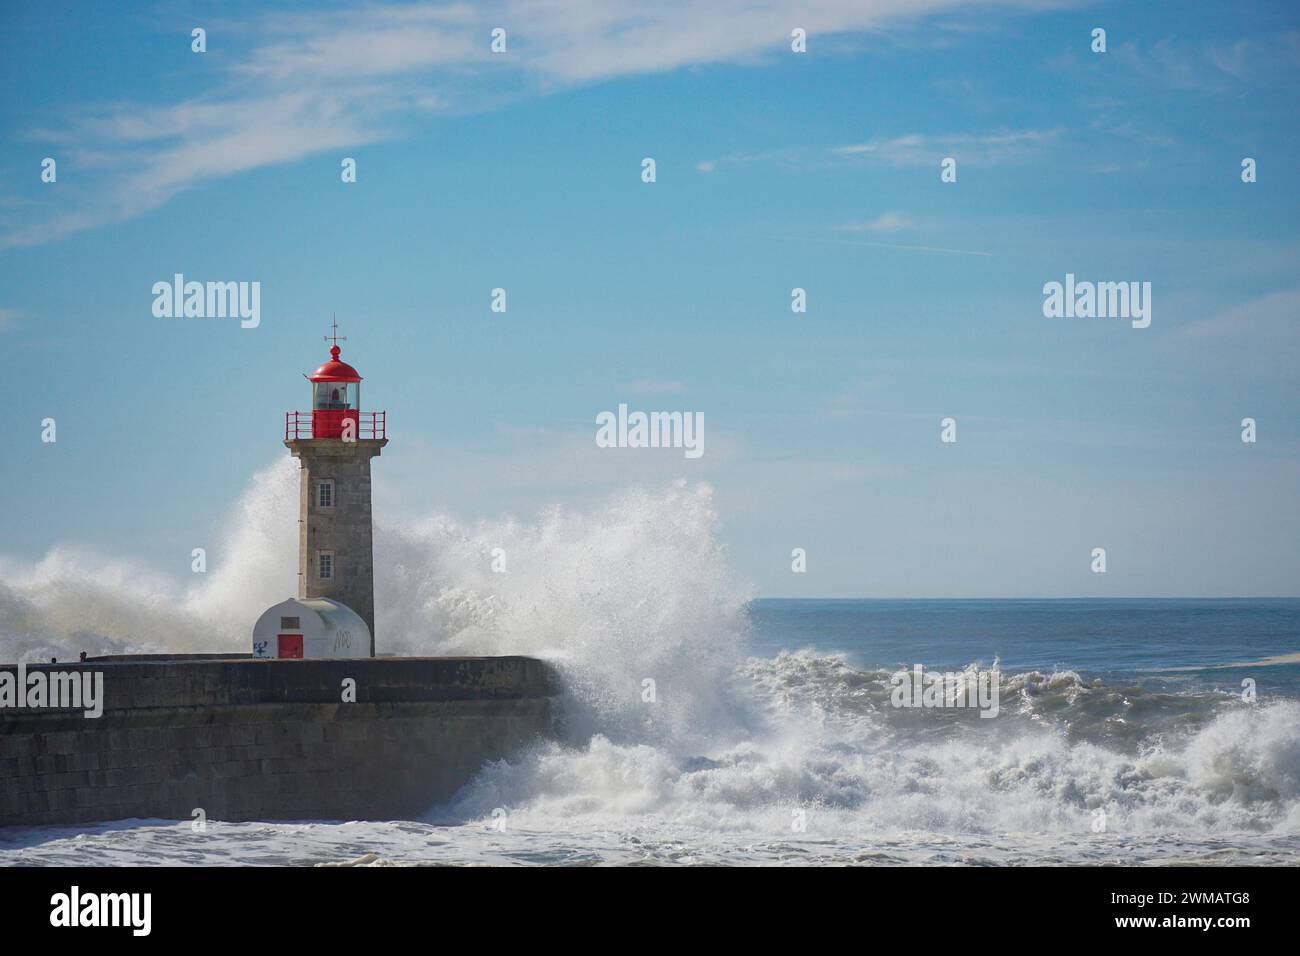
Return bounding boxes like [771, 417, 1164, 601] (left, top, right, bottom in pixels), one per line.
[0, 657, 564, 826]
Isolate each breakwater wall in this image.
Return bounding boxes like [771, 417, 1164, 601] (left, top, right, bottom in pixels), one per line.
[0, 657, 564, 827]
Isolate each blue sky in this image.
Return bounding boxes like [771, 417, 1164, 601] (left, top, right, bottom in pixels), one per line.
[1, 0, 1298, 598]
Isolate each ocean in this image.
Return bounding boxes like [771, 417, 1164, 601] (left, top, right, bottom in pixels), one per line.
[1, 474, 1297, 866]
[4, 597, 1298, 866]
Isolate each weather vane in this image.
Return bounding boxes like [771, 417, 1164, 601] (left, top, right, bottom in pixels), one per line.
[325, 314, 347, 349]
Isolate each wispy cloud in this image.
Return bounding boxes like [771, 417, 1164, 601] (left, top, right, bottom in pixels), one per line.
[697, 126, 1062, 179]
[763, 233, 991, 257]
[1176, 290, 1300, 340]
[823, 376, 889, 418]
[693, 147, 812, 174]
[2, 0, 1068, 249]
[834, 211, 914, 233]
[1112, 36, 1300, 94]
[0, 308, 19, 332]
[1171, 290, 1300, 378]
[832, 128, 1061, 166]
[1051, 33, 1300, 99]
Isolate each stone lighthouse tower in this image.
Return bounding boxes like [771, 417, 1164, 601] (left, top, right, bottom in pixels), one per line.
[283, 326, 387, 655]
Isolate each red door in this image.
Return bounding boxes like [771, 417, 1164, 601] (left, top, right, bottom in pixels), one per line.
[277, 634, 304, 659]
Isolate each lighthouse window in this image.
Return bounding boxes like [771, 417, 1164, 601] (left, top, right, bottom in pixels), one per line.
[314, 382, 351, 410]
[317, 480, 334, 509]
[317, 551, 334, 580]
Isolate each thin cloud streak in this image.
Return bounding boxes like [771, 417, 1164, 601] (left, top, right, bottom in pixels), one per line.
[835, 211, 915, 233]
[762, 233, 992, 257]
[832, 128, 1061, 166]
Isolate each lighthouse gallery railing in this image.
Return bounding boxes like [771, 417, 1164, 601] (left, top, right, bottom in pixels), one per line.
[285, 410, 387, 441]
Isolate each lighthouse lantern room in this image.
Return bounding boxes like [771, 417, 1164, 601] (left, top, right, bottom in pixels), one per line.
[308, 344, 360, 439]
[261, 324, 388, 658]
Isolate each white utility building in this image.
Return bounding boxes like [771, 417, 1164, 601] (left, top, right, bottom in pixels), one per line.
[252, 597, 371, 659]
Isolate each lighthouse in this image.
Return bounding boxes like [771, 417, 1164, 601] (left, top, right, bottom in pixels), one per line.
[259, 325, 387, 658]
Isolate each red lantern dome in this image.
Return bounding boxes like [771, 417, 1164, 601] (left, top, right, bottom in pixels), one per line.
[309, 345, 362, 383]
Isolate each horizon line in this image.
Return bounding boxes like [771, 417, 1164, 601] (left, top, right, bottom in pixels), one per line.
[749, 595, 1300, 601]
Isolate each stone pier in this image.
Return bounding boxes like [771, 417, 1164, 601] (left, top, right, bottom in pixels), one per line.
[0, 657, 564, 827]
